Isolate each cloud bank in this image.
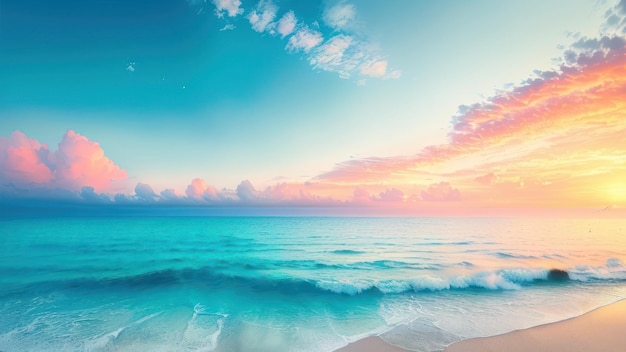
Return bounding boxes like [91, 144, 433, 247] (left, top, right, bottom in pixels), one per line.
[314, 3, 626, 209]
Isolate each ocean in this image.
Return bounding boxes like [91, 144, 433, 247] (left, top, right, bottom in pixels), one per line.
[1, 216, 625, 351]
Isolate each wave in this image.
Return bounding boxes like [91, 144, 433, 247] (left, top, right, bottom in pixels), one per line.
[185, 258, 443, 271]
[493, 252, 538, 259]
[16, 259, 626, 297]
[315, 259, 626, 294]
[330, 249, 365, 255]
[181, 304, 226, 351]
[83, 312, 160, 351]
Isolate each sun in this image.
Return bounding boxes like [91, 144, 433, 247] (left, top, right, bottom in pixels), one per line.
[605, 182, 626, 205]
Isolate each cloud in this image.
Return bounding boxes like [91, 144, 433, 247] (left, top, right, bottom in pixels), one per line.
[420, 182, 461, 202]
[126, 62, 135, 72]
[0, 130, 127, 194]
[160, 188, 181, 201]
[475, 173, 498, 186]
[359, 59, 387, 78]
[276, 11, 297, 38]
[219, 24, 235, 31]
[310, 34, 358, 78]
[0, 131, 53, 186]
[201, 0, 399, 80]
[375, 188, 404, 202]
[601, 0, 626, 35]
[248, 0, 278, 33]
[54, 130, 128, 192]
[358, 59, 402, 80]
[185, 178, 220, 201]
[313, 10, 626, 209]
[135, 183, 158, 201]
[286, 26, 324, 53]
[80, 186, 111, 203]
[212, 0, 243, 18]
[236, 179, 260, 202]
[323, 1, 356, 29]
[352, 187, 371, 204]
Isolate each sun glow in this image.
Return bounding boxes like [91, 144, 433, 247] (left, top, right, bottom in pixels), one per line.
[605, 182, 626, 205]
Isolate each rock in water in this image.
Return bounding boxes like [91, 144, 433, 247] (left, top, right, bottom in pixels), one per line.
[548, 269, 569, 281]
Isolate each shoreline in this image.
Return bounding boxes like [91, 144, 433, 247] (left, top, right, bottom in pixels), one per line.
[335, 299, 626, 352]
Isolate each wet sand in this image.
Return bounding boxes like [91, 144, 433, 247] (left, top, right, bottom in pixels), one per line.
[335, 299, 626, 352]
[445, 299, 626, 352]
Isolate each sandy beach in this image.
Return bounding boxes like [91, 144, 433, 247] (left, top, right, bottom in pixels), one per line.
[334, 336, 410, 352]
[336, 299, 626, 352]
[446, 299, 626, 352]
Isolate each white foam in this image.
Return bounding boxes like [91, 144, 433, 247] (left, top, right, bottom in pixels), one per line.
[570, 258, 626, 281]
[315, 278, 375, 295]
[84, 327, 125, 351]
[181, 303, 227, 351]
[313, 267, 552, 295]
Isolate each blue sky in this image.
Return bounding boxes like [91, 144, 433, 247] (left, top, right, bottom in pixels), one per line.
[1, 0, 620, 211]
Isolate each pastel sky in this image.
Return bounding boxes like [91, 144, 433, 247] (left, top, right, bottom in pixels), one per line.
[1, 0, 625, 215]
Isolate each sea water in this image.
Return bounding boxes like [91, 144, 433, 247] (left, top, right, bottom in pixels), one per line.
[0, 216, 625, 351]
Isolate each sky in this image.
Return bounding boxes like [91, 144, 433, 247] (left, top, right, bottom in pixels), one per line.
[1, 0, 625, 215]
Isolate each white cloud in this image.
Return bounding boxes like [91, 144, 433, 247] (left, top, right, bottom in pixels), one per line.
[200, 0, 399, 81]
[359, 59, 387, 77]
[311, 35, 358, 78]
[212, 0, 243, 18]
[384, 69, 402, 79]
[276, 11, 297, 38]
[286, 27, 323, 53]
[126, 62, 135, 72]
[248, 0, 278, 33]
[323, 1, 356, 29]
[313, 35, 353, 66]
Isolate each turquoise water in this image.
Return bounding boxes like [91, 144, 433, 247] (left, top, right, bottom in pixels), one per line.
[1, 216, 625, 351]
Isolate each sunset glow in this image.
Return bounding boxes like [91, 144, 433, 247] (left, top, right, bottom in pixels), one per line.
[1, 0, 625, 215]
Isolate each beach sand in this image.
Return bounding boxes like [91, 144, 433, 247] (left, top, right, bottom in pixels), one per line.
[335, 299, 626, 352]
[445, 299, 626, 352]
[334, 336, 410, 352]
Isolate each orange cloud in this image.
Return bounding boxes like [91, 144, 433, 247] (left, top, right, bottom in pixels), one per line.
[313, 33, 626, 210]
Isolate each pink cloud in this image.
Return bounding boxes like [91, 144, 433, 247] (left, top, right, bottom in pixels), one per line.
[475, 173, 498, 186]
[0, 130, 127, 194]
[314, 25, 626, 213]
[54, 130, 127, 192]
[1, 131, 53, 185]
[375, 188, 404, 202]
[352, 187, 371, 204]
[185, 178, 220, 201]
[420, 182, 461, 202]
